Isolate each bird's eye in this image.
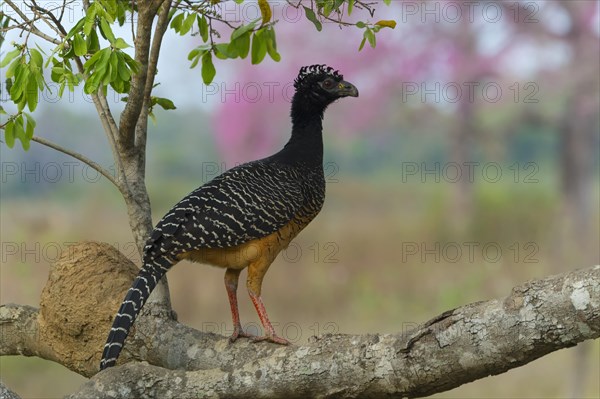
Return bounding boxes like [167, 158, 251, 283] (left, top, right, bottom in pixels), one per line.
[322, 79, 334, 89]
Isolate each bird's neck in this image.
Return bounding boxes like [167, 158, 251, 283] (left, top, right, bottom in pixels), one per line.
[279, 99, 325, 167]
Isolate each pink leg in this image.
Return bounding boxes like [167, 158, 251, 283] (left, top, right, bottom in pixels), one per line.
[248, 291, 291, 345]
[224, 268, 254, 342]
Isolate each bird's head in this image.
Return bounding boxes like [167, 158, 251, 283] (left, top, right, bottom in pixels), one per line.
[293, 65, 359, 110]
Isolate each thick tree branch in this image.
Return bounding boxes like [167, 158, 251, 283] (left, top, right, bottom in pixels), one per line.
[0, 380, 22, 399]
[68, 265, 600, 398]
[1, 242, 597, 398]
[31, 136, 120, 189]
[0, 304, 61, 364]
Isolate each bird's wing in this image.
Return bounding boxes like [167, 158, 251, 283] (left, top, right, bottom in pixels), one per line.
[144, 161, 304, 257]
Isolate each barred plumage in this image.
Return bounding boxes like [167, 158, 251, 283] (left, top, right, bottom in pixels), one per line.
[100, 64, 358, 370]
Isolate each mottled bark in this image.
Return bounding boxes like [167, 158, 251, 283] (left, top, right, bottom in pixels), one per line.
[1, 243, 597, 398]
[71, 264, 600, 398]
[0, 381, 21, 399]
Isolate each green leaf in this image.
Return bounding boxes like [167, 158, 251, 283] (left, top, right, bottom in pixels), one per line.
[364, 28, 376, 48]
[180, 13, 196, 35]
[0, 48, 21, 68]
[188, 44, 211, 60]
[11, 66, 29, 103]
[84, 69, 103, 93]
[170, 13, 184, 32]
[322, 0, 334, 17]
[5, 120, 15, 148]
[123, 53, 140, 74]
[26, 77, 39, 112]
[83, 47, 105, 70]
[98, 0, 118, 18]
[347, 0, 354, 15]
[34, 69, 46, 91]
[24, 113, 36, 132]
[73, 33, 87, 56]
[251, 31, 267, 65]
[58, 81, 66, 97]
[303, 6, 322, 31]
[22, 113, 35, 149]
[265, 28, 281, 62]
[216, 43, 238, 60]
[66, 17, 86, 40]
[112, 38, 130, 49]
[109, 51, 119, 81]
[231, 32, 250, 59]
[87, 29, 101, 53]
[116, 52, 131, 80]
[358, 36, 367, 51]
[356, 21, 365, 28]
[188, 45, 211, 68]
[6, 56, 22, 79]
[99, 18, 116, 43]
[51, 66, 64, 82]
[154, 97, 177, 110]
[198, 15, 209, 42]
[383, 0, 391, 5]
[231, 18, 260, 41]
[83, 4, 98, 36]
[201, 52, 216, 85]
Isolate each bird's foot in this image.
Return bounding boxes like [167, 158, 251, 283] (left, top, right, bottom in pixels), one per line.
[251, 333, 291, 345]
[229, 328, 255, 343]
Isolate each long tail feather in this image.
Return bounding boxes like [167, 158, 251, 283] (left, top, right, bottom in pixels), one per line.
[99, 256, 174, 370]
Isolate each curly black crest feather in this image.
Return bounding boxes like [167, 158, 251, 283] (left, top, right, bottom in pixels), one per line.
[294, 64, 343, 90]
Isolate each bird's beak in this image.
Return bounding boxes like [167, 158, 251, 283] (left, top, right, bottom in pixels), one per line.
[336, 81, 359, 97]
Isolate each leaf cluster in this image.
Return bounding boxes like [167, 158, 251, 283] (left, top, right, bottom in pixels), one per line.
[1, 0, 395, 149]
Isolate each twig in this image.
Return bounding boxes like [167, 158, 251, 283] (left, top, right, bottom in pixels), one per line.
[28, 0, 65, 38]
[3, 0, 62, 45]
[29, 0, 68, 38]
[92, 93, 129, 190]
[31, 136, 120, 189]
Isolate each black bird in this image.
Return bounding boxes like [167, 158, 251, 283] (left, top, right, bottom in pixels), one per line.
[100, 64, 359, 370]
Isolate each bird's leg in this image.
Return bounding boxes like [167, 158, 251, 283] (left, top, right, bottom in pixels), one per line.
[224, 268, 254, 342]
[246, 262, 291, 345]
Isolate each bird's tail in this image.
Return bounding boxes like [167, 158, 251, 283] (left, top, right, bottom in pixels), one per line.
[99, 255, 175, 370]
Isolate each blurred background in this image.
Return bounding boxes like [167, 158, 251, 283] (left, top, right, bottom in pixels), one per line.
[1, 0, 599, 397]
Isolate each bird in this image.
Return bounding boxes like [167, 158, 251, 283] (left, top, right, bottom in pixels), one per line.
[100, 64, 359, 370]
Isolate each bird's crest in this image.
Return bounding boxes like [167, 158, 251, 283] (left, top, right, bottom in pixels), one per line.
[294, 64, 343, 90]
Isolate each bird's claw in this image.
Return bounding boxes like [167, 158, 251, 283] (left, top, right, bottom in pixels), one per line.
[251, 334, 291, 345]
[229, 328, 255, 343]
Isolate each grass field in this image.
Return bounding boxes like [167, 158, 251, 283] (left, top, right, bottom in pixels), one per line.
[1, 175, 598, 398]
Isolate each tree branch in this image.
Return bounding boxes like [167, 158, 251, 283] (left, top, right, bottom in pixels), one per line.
[134, 0, 171, 158]
[0, 304, 61, 364]
[0, 380, 22, 399]
[3, 0, 61, 44]
[31, 136, 120, 189]
[118, 1, 164, 151]
[70, 265, 600, 398]
[1, 242, 597, 398]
